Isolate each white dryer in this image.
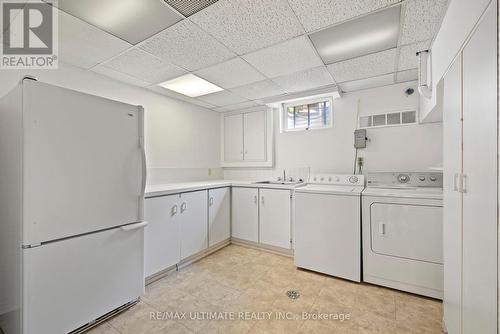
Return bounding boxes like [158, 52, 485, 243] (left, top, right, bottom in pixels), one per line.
[362, 172, 443, 299]
[294, 174, 365, 282]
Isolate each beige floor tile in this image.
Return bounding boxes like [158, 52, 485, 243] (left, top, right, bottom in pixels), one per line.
[108, 301, 191, 334]
[349, 310, 397, 334]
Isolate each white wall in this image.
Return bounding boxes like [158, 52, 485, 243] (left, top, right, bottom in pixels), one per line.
[0, 63, 222, 184]
[420, 0, 493, 121]
[225, 82, 443, 180]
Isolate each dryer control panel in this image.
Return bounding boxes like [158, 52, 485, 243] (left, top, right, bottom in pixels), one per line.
[366, 172, 443, 188]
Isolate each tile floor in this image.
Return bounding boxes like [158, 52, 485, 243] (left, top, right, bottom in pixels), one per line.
[88, 245, 443, 334]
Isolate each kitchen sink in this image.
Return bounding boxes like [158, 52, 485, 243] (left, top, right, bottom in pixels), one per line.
[254, 180, 305, 186]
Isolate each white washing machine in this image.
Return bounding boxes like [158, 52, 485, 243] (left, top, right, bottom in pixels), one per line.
[362, 172, 443, 299]
[294, 174, 365, 282]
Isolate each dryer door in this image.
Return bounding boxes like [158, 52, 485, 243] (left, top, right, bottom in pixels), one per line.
[370, 203, 443, 264]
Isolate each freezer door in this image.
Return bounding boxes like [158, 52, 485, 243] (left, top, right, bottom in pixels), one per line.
[22, 226, 145, 334]
[22, 80, 144, 245]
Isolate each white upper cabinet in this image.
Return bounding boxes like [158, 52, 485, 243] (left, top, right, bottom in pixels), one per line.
[221, 108, 273, 167]
[243, 111, 266, 161]
[223, 113, 244, 162]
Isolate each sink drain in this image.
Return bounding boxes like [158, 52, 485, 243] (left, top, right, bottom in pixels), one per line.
[286, 290, 300, 300]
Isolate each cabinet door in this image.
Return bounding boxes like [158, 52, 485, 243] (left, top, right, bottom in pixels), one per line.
[224, 114, 244, 162]
[231, 187, 259, 242]
[259, 189, 291, 249]
[144, 195, 180, 277]
[179, 190, 208, 260]
[462, 5, 498, 334]
[243, 110, 266, 161]
[442, 54, 463, 334]
[208, 187, 230, 247]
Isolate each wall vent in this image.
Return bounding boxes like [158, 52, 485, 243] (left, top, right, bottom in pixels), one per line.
[358, 110, 417, 129]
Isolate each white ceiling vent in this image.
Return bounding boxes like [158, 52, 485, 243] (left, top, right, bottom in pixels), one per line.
[164, 0, 219, 17]
[359, 110, 417, 129]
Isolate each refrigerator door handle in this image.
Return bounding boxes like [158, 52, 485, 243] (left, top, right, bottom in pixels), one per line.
[121, 221, 148, 231]
[138, 106, 146, 200]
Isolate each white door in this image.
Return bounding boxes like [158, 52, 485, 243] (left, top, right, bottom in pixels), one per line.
[144, 195, 180, 277]
[23, 227, 144, 334]
[179, 191, 208, 260]
[462, 4, 498, 333]
[224, 113, 244, 162]
[259, 189, 291, 249]
[443, 54, 463, 334]
[243, 110, 266, 161]
[208, 187, 230, 247]
[22, 80, 143, 245]
[231, 187, 259, 242]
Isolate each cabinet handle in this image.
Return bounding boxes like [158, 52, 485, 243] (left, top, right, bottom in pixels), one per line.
[453, 173, 459, 191]
[261, 196, 264, 205]
[171, 204, 178, 216]
[180, 202, 187, 213]
[379, 222, 386, 236]
[253, 195, 257, 204]
[209, 197, 214, 206]
[461, 174, 467, 193]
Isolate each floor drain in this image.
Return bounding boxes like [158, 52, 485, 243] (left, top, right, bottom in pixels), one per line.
[286, 290, 300, 300]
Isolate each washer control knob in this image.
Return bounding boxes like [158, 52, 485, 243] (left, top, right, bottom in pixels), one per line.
[397, 174, 410, 183]
[348, 176, 359, 184]
[430, 176, 437, 182]
[328, 177, 332, 182]
[320, 177, 324, 181]
[313, 177, 317, 181]
[419, 176, 426, 181]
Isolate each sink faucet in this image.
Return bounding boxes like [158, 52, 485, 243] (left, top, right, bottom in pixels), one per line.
[283, 169, 286, 182]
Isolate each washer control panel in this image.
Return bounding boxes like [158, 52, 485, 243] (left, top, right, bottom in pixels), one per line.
[309, 174, 365, 186]
[367, 172, 443, 188]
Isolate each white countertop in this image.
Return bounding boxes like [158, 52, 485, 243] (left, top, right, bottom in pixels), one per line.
[145, 180, 304, 198]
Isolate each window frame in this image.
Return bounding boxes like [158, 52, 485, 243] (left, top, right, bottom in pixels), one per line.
[281, 96, 333, 132]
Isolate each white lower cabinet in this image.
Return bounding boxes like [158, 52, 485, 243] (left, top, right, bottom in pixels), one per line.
[144, 190, 208, 278]
[231, 187, 259, 242]
[208, 187, 231, 247]
[259, 189, 291, 249]
[144, 194, 180, 278]
[179, 191, 208, 260]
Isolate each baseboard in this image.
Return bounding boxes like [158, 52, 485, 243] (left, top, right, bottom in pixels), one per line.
[230, 238, 294, 257]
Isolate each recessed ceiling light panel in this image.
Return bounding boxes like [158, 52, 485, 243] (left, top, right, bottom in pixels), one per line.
[309, 5, 401, 64]
[163, 0, 219, 17]
[57, 0, 182, 44]
[158, 74, 224, 97]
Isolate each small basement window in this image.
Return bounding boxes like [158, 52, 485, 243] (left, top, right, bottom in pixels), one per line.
[282, 98, 332, 132]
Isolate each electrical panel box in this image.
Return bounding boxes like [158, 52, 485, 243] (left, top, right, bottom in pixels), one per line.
[354, 129, 367, 148]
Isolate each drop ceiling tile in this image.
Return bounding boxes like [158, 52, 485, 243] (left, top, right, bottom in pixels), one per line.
[396, 69, 418, 83]
[398, 40, 430, 71]
[140, 20, 235, 71]
[58, 10, 132, 69]
[220, 100, 262, 112]
[194, 57, 266, 89]
[196, 90, 248, 107]
[287, 0, 399, 32]
[400, 0, 448, 45]
[103, 49, 186, 84]
[242, 36, 323, 78]
[231, 80, 287, 100]
[271, 66, 334, 93]
[190, 0, 304, 54]
[91, 65, 152, 87]
[338, 73, 395, 92]
[164, 0, 219, 17]
[327, 48, 396, 82]
[57, 0, 182, 45]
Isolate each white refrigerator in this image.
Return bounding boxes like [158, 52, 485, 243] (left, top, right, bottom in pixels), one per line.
[0, 78, 147, 334]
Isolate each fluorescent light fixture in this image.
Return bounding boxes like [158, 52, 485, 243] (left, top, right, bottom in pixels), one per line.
[56, 0, 182, 44]
[309, 5, 401, 64]
[158, 74, 224, 97]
